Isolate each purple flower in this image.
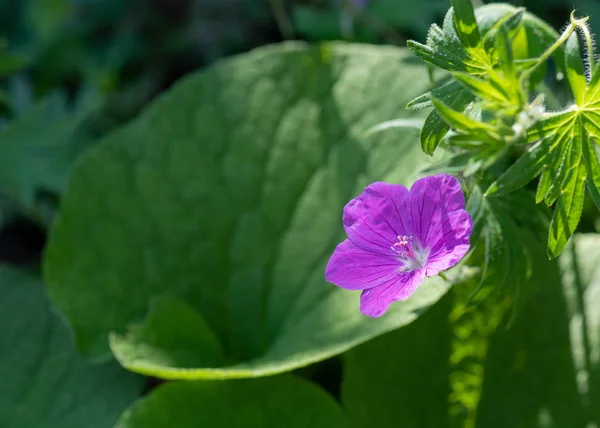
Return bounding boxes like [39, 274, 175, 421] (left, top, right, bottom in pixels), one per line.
[325, 174, 473, 317]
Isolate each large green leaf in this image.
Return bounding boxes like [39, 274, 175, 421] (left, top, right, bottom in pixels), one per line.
[466, 233, 600, 427]
[341, 292, 453, 428]
[475, 236, 586, 427]
[341, 272, 511, 428]
[0, 266, 143, 428]
[558, 234, 600, 423]
[341, 233, 600, 427]
[44, 43, 451, 379]
[115, 375, 344, 428]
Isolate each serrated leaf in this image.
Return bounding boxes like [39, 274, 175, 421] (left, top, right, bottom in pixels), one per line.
[446, 134, 488, 148]
[115, 375, 344, 428]
[495, 24, 515, 77]
[407, 40, 466, 72]
[547, 161, 586, 258]
[451, 0, 481, 49]
[44, 43, 452, 379]
[485, 136, 552, 197]
[432, 97, 497, 137]
[481, 7, 524, 51]
[536, 141, 568, 203]
[0, 266, 143, 428]
[411, 4, 557, 157]
[527, 111, 576, 142]
[407, 78, 459, 110]
[420, 88, 474, 155]
[453, 72, 510, 103]
[505, 58, 600, 256]
[583, 111, 600, 137]
[466, 185, 486, 244]
[544, 137, 573, 207]
[536, 122, 576, 206]
[582, 134, 600, 209]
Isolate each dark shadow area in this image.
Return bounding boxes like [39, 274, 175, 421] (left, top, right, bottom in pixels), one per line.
[0, 216, 46, 267]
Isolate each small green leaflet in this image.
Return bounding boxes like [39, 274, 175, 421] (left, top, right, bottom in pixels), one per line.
[407, 1, 493, 154]
[406, 3, 559, 155]
[486, 33, 600, 258]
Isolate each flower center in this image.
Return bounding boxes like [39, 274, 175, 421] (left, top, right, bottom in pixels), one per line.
[390, 235, 428, 272]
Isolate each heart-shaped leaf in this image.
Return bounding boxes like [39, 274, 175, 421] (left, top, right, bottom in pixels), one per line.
[44, 42, 451, 380]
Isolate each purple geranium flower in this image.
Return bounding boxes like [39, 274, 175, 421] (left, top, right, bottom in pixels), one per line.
[325, 174, 473, 317]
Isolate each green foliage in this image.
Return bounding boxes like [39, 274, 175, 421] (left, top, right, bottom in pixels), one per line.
[0, 266, 143, 428]
[407, 3, 559, 155]
[115, 375, 344, 428]
[340, 233, 600, 427]
[407, 0, 600, 257]
[475, 235, 586, 427]
[6, 0, 600, 425]
[44, 43, 451, 379]
[342, 293, 453, 428]
[484, 28, 600, 258]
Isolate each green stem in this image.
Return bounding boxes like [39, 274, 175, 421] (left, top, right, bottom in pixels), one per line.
[519, 16, 578, 86]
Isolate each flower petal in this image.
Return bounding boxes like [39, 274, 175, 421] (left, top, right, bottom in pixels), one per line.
[325, 239, 401, 290]
[424, 209, 473, 277]
[343, 182, 410, 254]
[408, 174, 466, 247]
[359, 268, 426, 317]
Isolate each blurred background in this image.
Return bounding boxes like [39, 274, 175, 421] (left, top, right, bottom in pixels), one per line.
[0, 0, 598, 269]
[1, 1, 600, 427]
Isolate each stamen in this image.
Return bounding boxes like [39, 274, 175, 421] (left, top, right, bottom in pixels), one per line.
[390, 235, 428, 271]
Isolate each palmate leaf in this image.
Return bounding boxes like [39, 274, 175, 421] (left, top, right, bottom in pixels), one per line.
[486, 32, 600, 258]
[407, 3, 560, 154]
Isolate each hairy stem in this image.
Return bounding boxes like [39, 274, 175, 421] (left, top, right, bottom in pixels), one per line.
[519, 17, 578, 86]
[577, 20, 596, 78]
